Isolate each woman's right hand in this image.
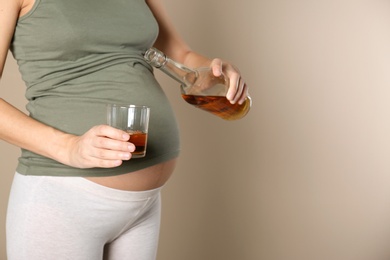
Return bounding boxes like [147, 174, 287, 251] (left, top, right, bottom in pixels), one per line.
[62, 125, 135, 169]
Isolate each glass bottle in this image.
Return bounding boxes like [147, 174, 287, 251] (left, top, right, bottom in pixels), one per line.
[144, 47, 252, 121]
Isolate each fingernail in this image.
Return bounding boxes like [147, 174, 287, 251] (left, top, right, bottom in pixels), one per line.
[122, 153, 131, 160]
[128, 145, 135, 152]
[114, 160, 122, 166]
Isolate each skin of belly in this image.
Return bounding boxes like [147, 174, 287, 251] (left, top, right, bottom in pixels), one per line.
[85, 158, 178, 191]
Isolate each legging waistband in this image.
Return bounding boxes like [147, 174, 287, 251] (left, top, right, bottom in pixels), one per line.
[15, 172, 162, 202]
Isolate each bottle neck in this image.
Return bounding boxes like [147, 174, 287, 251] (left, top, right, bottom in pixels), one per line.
[144, 48, 198, 87]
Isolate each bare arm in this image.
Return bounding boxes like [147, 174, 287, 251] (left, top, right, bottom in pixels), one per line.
[146, 0, 249, 104]
[0, 0, 134, 169]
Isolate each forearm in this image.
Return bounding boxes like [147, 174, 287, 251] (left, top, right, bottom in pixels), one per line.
[146, 0, 213, 69]
[181, 51, 214, 69]
[0, 98, 72, 164]
[0, 98, 136, 169]
[152, 34, 212, 69]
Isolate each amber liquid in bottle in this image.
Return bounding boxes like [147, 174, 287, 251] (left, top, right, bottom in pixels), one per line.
[181, 94, 251, 120]
[144, 47, 251, 120]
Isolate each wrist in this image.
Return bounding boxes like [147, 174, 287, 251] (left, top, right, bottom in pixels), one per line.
[47, 129, 77, 166]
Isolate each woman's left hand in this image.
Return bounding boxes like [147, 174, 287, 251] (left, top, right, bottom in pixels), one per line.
[210, 58, 249, 105]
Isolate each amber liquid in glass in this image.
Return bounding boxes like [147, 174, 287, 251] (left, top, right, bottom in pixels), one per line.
[126, 130, 148, 157]
[181, 94, 251, 120]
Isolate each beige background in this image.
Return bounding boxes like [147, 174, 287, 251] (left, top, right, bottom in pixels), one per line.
[2, 0, 390, 259]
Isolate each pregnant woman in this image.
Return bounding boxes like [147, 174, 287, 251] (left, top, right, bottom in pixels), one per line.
[0, 0, 249, 259]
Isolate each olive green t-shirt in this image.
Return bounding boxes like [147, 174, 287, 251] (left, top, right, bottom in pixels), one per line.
[10, 0, 180, 176]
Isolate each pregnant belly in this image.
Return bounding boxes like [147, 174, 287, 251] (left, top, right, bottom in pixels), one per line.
[85, 158, 177, 191]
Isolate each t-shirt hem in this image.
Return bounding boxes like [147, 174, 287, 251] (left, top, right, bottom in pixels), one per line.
[16, 150, 180, 177]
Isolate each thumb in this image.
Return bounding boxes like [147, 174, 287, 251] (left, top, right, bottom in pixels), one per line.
[210, 58, 223, 77]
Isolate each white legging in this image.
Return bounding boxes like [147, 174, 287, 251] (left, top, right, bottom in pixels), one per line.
[6, 172, 162, 260]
